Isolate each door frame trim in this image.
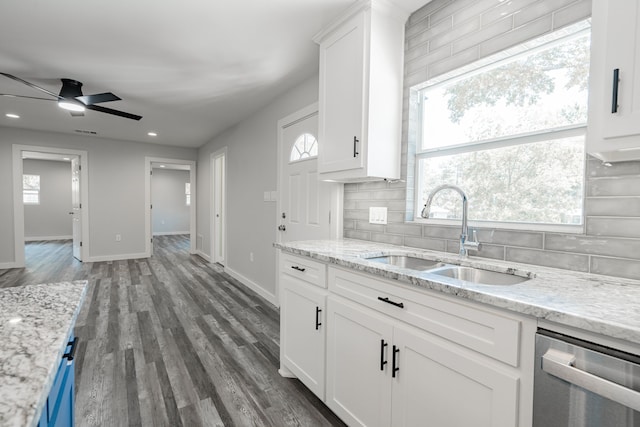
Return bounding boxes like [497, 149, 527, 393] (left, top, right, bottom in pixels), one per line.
[12, 144, 89, 267]
[144, 157, 196, 257]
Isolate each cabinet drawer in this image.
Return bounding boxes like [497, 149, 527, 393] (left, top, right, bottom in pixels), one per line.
[280, 253, 327, 288]
[328, 266, 522, 367]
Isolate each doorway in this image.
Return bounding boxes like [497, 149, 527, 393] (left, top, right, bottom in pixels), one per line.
[276, 103, 342, 299]
[211, 148, 226, 265]
[145, 157, 196, 256]
[12, 145, 88, 268]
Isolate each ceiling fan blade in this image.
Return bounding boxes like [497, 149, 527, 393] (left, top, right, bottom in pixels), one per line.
[86, 104, 142, 121]
[0, 72, 61, 99]
[76, 92, 121, 105]
[0, 93, 57, 101]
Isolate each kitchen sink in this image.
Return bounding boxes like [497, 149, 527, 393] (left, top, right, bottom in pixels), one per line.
[428, 266, 529, 286]
[364, 255, 444, 271]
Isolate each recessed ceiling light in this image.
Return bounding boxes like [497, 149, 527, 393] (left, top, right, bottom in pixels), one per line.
[63, 157, 71, 161]
[159, 164, 166, 168]
[5, 113, 20, 119]
[148, 132, 157, 137]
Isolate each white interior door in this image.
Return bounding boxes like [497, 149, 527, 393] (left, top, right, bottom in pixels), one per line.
[71, 157, 82, 261]
[279, 111, 335, 243]
[213, 151, 226, 264]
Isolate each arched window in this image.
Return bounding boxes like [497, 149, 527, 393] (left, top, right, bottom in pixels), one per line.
[290, 133, 318, 162]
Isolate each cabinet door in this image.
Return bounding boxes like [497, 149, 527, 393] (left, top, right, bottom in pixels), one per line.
[280, 275, 326, 398]
[391, 325, 520, 427]
[48, 360, 75, 427]
[600, 0, 640, 139]
[318, 12, 366, 174]
[326, 296, 393, 427]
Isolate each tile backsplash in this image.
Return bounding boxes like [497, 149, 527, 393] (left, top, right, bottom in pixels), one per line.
[344, 157, 640, 280]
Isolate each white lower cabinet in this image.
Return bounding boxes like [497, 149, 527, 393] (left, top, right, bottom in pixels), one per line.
[278, 255, 535, 426]
[326, 296, 521, 427]
[326, 297, 393, 427]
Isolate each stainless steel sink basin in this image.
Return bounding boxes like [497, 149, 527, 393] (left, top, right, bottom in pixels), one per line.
[429, 266, 529, 286]
[365, 255, 444, 271]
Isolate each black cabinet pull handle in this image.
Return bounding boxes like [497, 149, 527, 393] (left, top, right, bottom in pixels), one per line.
[291, 265, 306, 272]
[353, 136, 359, 157]
[380, 339, 388, 371]
[315, 307, 322, 330]
[612, 68, 620, 113]
[377, 296, 404, 309]
[63, 337, 79, 361]
[392, 345, 400, 378]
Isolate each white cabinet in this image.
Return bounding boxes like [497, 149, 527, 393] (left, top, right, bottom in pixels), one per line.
[314, 0, 408, 181]
[326, 266, 535, 427]
[587, 0, 640, 162]
[326, 297, 393, 427]
[278, 254, 327, 399]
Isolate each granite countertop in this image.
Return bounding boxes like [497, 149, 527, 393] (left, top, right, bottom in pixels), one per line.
[275, 239, 640, 347]
[0, 281, 88, 427]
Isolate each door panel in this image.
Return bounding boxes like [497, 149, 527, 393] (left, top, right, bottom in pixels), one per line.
[71, 157, 82, 261]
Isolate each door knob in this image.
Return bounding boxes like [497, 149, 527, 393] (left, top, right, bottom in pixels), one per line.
[68, 212, 74, 215]
[278, 225, 286, 231]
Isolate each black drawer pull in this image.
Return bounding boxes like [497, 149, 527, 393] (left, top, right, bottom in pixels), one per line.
[392, 345, 400, 378]
[612, 68, 620, 113]
[353, 136, 359, 157]
[380, 339, 388, 371]
[291, 265, 306, 272]
[377, 296, 404, 309]
[63, 337, 79, 361]
[315, 307, 322, 330]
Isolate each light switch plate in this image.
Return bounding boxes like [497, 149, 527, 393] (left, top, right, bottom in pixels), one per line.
[369, 207, 388, 225]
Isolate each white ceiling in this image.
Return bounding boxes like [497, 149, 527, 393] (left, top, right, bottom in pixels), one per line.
[0, 0, 428, 148]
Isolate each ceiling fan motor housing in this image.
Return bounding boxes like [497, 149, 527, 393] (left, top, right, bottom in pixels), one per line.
[59, 79, 83, 98]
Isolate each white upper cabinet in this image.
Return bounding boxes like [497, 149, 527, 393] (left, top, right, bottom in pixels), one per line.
[587, 0, 640, 162]
[314, 0, 408, 181]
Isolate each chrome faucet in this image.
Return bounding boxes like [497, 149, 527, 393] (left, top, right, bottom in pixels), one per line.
[421, 184, 481, 258]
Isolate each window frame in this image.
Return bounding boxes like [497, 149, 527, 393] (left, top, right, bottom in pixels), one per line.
[410, 24, 590, 233]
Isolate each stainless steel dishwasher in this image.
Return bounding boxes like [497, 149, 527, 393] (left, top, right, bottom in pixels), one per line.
[533, 329, 640, 427]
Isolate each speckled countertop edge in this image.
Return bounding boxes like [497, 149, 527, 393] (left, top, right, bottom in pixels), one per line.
[274, 239, 640, 348]
[0, 281, 88, 427]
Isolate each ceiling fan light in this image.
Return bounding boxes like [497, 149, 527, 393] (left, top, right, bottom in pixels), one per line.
[58, 100, 86, 112]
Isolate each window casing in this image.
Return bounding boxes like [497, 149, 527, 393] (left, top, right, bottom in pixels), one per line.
[23, 174, 40, 205]
[412, 21, 590, 230]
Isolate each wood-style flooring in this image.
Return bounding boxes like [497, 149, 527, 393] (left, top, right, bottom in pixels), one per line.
[0, 236, 346, 427]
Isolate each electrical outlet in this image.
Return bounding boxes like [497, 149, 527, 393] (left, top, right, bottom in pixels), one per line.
[115, 234, 122, 242]
[369, 207, 388, 225]
[250, 252, 254, 262]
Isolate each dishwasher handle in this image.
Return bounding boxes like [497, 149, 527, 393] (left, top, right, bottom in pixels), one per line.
[542, 348, 640, 412]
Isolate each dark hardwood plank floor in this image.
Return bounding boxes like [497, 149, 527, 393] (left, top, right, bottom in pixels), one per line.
[0, 236, 346, 427]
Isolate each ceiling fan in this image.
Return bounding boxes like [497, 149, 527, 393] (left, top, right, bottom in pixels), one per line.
[0, 72, 142, 121]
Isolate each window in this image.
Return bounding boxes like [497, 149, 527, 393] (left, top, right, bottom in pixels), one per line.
[290, 133, 318, 162]
[185, 182, 191, 206]
[23, 174, 40, 204]
[413, 21, 590, 228]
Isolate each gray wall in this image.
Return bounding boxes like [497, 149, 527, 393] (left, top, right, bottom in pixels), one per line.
[23, 159, 72, 240]
[344, 0, 640, 281]
[197, 75, 319, 302]
[0, 127, 196, 264]
[152, 168, 190, 235]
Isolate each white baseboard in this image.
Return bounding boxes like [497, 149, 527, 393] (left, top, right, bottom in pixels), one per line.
[224, 266, 277, 307]
[195, 250, 212, 262]
[152, 231, 190, 236]
[25, 235, 72, 242]
[85, 252, 148, 262]
[0, 261, 18, 269]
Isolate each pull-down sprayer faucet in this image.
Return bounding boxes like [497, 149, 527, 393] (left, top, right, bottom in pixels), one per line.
[421, 184, 481, 258]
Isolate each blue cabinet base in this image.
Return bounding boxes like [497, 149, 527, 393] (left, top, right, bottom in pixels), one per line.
[38, 335, 76, 427]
